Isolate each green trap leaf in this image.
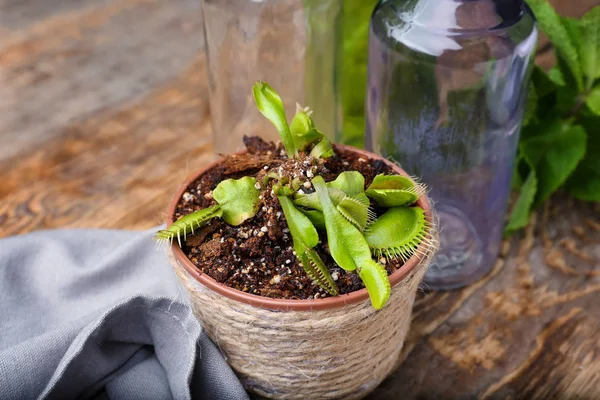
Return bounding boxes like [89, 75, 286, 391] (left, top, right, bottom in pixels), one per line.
[253, 81, 297, 158]
[313, 176, 372, 271]
[213, 177, 260, 226]
[359, 259, 391, 310]
[365, 174, 424, 207]
[327, 171, 365, 196]
[155, 205, 223, 246]
[365, 207, 427, 261]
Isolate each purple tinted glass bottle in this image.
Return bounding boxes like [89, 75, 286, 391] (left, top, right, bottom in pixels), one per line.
[365, 0, 537, 289]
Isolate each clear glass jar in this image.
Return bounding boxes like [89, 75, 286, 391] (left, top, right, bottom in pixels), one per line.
[201, 0, 342, 154]
[365, 0, 538, 289]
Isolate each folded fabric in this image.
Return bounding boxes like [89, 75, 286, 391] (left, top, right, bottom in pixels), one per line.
[0, 228, 249, 400]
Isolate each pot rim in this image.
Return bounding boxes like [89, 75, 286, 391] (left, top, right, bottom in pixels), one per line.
[168, 144, 433, 311]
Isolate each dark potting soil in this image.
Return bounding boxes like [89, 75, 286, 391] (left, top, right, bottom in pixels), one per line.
[174, 136, 407, 300]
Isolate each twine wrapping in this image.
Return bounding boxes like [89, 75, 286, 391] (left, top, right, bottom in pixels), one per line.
[169, 248, 432, 400]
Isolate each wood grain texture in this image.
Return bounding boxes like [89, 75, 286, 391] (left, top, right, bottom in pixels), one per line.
[371, 200, 600, 399]
[0, 0, 599, 399]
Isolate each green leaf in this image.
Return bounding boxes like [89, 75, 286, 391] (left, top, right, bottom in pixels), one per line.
[300, 209, 326, 230]
[313, 176, 372, 271]
[527, 0, 583, 91]
[520, 121, 587, 204]
[586, 85, 600, 115]
[569, 170, 600, 202]
[359, 259, 391, 310]
[310, 138, 334, 158]
[523, 83, 537, 126]
[365, 207, 428, 261]
[580, 7, 600, 88]
[511, 161, 523, 190]
[556, 84, 579, 115]
[298, 249, 339, 296]
[568, 160, 600, 202]
[561, 16, 583, 56]
[294, 172, 367, 210]
[278, 196, 319, 249]
[352, 192, 371, 207]
[280, 196, 338, 295]
[328, 171, 365, 196]
[547, 67, 565, 87]
[365, 174, 424, 207]
[336, 196, 369, 230]
[213, 177, 260, 226]
[505, 169, 537, 235]
[290, 106, 314, 136]
[290, 105, 326, 150]
[252, 81, 297, 158]
[294, 187, 345, 211]
[532, 65, 558, 97]
[155, 205, 223, 245]
[294, 128, 324, 150]
[567, 122, 600, 201]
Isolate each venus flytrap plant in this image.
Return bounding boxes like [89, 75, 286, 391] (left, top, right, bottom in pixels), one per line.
[159, 81, 431, 310]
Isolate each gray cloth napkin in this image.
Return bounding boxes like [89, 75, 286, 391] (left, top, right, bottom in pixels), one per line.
[0, 228, 249, 400]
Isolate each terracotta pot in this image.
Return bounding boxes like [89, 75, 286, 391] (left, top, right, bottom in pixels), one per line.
[167, 145, 435, 399]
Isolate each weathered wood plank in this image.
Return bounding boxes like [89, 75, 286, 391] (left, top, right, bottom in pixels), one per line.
[0, 53, 215, 236]
[370, 200, 600, 399]
[0, 0, 205, 161]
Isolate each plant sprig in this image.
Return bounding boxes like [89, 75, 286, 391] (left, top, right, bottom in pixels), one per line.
[506, 1, 600, 235]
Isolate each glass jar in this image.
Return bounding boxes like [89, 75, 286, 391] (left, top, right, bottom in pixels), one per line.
[201, 0, 342, 154]
[365, 0, 538, 289]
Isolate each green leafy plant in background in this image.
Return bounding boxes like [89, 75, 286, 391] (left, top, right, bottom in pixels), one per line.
[506, 1, 600, 235]
[158, 81, 432, 310]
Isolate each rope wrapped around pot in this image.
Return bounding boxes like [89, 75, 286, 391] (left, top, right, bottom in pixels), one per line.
[169, 244, 434, 400]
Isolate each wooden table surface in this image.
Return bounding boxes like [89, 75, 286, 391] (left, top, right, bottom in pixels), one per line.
[1, 1, 599, 398]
